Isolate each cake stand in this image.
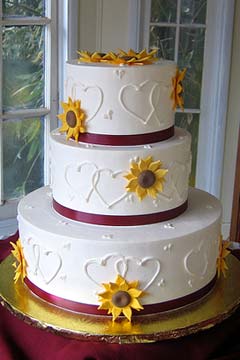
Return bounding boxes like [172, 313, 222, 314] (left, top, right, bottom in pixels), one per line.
[0, 254, 240, 344]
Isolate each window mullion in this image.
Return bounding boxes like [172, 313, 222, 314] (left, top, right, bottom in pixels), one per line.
[1, 16, 50, 26]
[174, 0, 181, 63]
[44, 0, 58, 185]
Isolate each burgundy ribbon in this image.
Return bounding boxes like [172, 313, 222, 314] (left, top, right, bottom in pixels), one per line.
[25, 275, 217, 316]
[75, 126, 174, 146]
[52, 199, 188, 226]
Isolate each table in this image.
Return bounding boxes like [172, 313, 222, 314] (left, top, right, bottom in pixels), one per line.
[1, 233, 240, 360]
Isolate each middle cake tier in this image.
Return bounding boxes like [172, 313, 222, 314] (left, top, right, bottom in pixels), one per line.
[51, 127, 191, 225]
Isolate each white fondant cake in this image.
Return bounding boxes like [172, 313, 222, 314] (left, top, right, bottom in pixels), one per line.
[15, 56, 222, 320]
[18, 186, 221, 307]
[50, 127, 191, 217]
[65, 60, 176, 136]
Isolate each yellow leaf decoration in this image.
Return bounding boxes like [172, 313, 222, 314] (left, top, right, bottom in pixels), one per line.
[124, 156, 168, 201]
[98, 274, 144, 322]
[216, 235, 231, 278]
[77, 49, 158, 66]
[57, 97, 86, 141]
[171, 68, 187, 110]
[10, 239, 27, 283]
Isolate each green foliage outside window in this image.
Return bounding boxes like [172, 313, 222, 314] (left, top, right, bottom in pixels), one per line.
[3, 0, 45, 200]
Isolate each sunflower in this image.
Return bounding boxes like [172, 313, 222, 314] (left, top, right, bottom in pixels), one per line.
[77, 50, 112, 63]
[124, 156, 168, 201]
[98, 274, 144, 322]
[110, 48, 158, 65]
[57, 97, 86, 141]
[10, 239, 27, 284]
[171, 68, 187, 110]
[217, 235, 231, 278]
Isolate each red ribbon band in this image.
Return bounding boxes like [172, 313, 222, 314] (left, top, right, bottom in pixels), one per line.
[53, 199, 188, 226]
[75, 126, 174, 146]
[25, 275, 217, 316]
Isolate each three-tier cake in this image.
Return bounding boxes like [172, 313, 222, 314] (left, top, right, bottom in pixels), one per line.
[16, 50, 222, 322]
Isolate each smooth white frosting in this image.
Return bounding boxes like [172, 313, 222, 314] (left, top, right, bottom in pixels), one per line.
[18, 186, 221, 306]
[65, 60, 176, 135]
[50, 127, 191, 216]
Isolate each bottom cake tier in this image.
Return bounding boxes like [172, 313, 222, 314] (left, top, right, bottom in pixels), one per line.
[17, 186, 221, 317]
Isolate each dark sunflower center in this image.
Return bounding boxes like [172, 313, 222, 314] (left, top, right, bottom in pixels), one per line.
[66, 110, 77, 128]
[112, 291, 131, 308]
[119, 55, 135, 61]
[138, 170, 156, 188]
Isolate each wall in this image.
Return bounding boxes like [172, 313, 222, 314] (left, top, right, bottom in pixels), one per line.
[221, 0, 240, 239]
[78, 0, 129, 53]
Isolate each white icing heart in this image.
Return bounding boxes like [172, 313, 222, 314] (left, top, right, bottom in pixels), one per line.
[32, 244, 62, 285]
[119, 80, 168, 126]
[92, 168, 128, 208]
[64, 162, 98, 203]
[65, 77, 103, 123]
[84, 254, 161, 291]
[184, 241, 208, 277]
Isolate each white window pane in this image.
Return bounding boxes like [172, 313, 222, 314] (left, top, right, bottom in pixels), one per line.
[151, 0, 177, 23]
[3, 0, 45, 17]
[178, 27, 205, 108]
[3, 117, 44, 200]
[149, 25, 175, 60]
[3, 25, 45, 112]
[175, 113, 199, 187]
[181, 0, 207, 24]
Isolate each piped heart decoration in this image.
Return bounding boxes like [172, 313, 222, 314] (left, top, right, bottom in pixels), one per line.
[84, 254, 161, 291]
[64, 162, 98, 203]
[119, 80, 167, 126]
[92, 168, 128, 208]
[32, 244, 63, 285]
[65, 77, 104, 123]
[184, 241, 209, 277]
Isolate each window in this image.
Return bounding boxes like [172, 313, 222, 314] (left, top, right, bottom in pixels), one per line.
[136, 0, 234, 197]
[0, 0, 58, 237]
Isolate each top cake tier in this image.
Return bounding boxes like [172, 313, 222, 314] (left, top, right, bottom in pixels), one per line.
[64, 60, 178, 145]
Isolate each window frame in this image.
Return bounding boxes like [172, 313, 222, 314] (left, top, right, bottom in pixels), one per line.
[129, 0, 235, 198]
[0, 0, 59, 238]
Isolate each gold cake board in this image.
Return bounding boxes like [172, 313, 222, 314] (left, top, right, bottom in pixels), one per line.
[0, 254, 240, 344]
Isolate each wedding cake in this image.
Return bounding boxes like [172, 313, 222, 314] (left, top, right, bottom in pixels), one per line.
[15, 50, 222, 322]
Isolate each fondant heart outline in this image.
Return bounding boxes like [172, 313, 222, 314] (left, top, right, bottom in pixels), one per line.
[64, 162, 98, 203]
[65, 77, 104, 123]
[84, 254, 161, 291]
[119, 80, 168, 126]
[32, 244, 62, 285]
[92, 168, 128, 209]
[184, 241, 209, 277]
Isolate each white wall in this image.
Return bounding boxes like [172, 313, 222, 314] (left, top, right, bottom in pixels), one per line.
[78, 0, 129, 53]
[221, 0, 240, 239]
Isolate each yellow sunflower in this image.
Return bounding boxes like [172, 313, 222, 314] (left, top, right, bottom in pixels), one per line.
[124, 156, 168, 201]
[171, 68, 187, 110]
[77, 50, 112, 63]
[10, 239, 27, 284]
[57, 97, 86, 141]
[98, 274, 144, 322]
[217, 235, 231, 278]
[110, 48, 158, 65]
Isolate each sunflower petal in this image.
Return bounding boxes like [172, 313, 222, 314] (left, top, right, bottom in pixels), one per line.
[136, 186, 147, 200]
[123, 306, 132, 322]
[112, 306, 122, 321]
[128, 288, 142, 298]
[130, 298, 144, 311]
[149, 160, 161, 172]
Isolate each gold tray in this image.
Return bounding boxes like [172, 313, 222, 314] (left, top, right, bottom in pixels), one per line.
[0, 254, 240, 344]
